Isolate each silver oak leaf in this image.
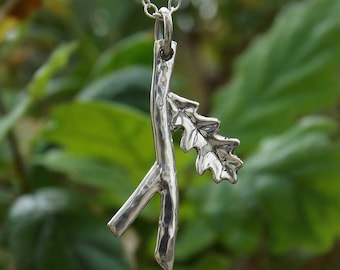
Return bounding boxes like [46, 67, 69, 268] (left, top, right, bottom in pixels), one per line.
[167, 92, 243, 183]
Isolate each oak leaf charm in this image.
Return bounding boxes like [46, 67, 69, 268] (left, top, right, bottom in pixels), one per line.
[167, 92, 243, 183]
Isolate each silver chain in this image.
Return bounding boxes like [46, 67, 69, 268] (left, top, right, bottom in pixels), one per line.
[142, 0, 181, 19]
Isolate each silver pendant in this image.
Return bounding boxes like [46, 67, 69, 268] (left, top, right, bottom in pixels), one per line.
[108, 7, 242, 270]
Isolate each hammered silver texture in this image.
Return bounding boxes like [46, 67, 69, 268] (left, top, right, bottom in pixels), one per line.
[108, 7, 242, 270]
[108, 38, 179, 270]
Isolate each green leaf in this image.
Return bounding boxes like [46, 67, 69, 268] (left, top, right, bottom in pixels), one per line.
[245, 116, 338, 175]
[0, 42, 76, 143]
[244, 117, 340, 253]
[42, 101, 154, 181]
[214, 0, 340, 153]
[175, 219, 216, 261]
[208, 0, 340, 256]
[2, 188, 129, 270]
[188, 253, 231, 270]
[176, 253, 231, 270]
[91, 33, 153, 78]
[28, 42, 78, 99]
[38, 100, 194, 219]
[187, 116, 340, 255]
[40, 100, 197, 219]
[187, 178, 261, 255]
[0, 97, 30, 143]
[78, 66, 152, 112]
[33, 149, 133, 205]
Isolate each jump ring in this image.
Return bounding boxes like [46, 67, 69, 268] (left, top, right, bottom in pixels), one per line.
[155, 7, 173, 60]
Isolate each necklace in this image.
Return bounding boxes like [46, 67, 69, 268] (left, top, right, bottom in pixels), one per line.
[108, 2, 242, 269]
[142, 0, 181, 19]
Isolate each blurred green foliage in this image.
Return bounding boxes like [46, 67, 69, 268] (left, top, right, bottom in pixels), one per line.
[0, 0, 340, 269]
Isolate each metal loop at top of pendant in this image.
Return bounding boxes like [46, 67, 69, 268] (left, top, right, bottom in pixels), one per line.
[155, 7, 174, 60]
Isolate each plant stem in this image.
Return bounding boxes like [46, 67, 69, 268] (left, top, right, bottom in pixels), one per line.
[0, 94, 29, 193]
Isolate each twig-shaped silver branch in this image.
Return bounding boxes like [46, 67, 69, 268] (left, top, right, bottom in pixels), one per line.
[108, 7, 242, 270]
[108, 36, 179, 269]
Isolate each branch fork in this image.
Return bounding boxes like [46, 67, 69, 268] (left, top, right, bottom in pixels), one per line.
[108, 7, 242, 270]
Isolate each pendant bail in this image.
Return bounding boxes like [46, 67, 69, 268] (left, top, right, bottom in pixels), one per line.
[155, 7, 174, 60]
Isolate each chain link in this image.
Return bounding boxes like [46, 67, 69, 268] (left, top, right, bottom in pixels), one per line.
[142, 0, 181, 19]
